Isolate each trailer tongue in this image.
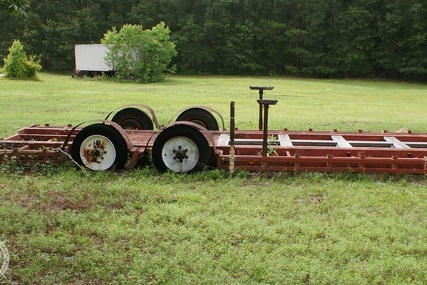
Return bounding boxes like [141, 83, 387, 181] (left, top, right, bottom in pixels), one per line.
[1, 87, 426, 174]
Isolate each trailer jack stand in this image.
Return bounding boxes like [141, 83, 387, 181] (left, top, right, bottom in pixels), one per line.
[250, 86, 274, 130]
[257, 99, 278, 157]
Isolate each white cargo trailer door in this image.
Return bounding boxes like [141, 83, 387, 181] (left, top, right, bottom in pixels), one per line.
[74, 44, 113, 71]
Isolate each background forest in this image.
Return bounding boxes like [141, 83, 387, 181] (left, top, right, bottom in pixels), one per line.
[0, 0, 426, 80]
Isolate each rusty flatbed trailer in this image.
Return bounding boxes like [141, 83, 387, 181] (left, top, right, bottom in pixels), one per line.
[0, 124, 79, 165]
[0, 87, 426, 174]
[215, 130, 427, 174]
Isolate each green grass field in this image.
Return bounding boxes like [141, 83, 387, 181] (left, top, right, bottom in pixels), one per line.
[1, 73, 427, 135]
[0, 74, 426, 284]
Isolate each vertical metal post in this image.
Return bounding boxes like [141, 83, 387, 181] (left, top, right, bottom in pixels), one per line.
[229, 101, 235, 174]
[250, 86, 274, 131]
[230, 101, 235, 145]
[262, 103, 269, 157]
[258, 89, 263, 131]
[257, 99, 278, 157]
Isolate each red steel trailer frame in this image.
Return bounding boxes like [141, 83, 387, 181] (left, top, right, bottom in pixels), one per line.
[0, 87, 426, 174]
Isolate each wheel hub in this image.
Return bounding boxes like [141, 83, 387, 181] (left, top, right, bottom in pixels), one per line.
[121, 118, 142, 130]
[92, 146, 106, 160]
[85, 140, 107, 163]
[80, 135, 117, 170]
[173, 146, 188, 162]
[161, 136, 199, 173]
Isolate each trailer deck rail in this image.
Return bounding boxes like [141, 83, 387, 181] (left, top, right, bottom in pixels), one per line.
[215, 130, 427, 174]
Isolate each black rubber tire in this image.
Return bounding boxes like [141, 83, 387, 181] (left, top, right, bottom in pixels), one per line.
[176, 108, 219, 130]
[112, 108, 154, 130]
[71, 124, 128, 171]
[152, 125, 210, 173]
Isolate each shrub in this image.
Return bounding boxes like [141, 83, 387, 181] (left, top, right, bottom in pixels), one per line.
[3, 39, 41, 79]
[101, 22, 177, 83]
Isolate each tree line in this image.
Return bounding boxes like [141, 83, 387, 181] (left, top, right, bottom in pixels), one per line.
[1, 0, 426, 80]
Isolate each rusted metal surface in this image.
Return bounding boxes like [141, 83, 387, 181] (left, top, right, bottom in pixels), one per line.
[0, 124, 80, 164]
[83, 138, 106, 164]
[214, 130, 427, 174]
[171, 105, 226, 131]
[105, 104, 161, 129]
[1, 124, 427, 174]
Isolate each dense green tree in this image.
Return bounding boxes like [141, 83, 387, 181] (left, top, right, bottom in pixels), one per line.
[0, 0, 30, 16]
[101, 23, 177, 83]
[172, 15, 215, 73]
[378, 0, 427, 79]
[334, 6, 375, 77]
[3, 39, 41, 79]
[0, 0, 425, 80]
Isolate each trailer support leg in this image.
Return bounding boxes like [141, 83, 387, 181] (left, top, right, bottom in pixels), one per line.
[258, 90, 263, 131]
[257, 100, 278, 157]
[250, 86, 274, 131]
[229, 102, 236, 174]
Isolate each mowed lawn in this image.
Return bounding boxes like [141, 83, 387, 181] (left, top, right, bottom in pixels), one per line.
[1, 73, 427, 134]
[0, 74, 426, 284]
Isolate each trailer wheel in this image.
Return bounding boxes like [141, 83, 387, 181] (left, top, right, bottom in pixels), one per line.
[71, 124, 128, 171]
[176, 108, 219, 130]
[152, 125, 210, 173]
[112, 108, 154, 130]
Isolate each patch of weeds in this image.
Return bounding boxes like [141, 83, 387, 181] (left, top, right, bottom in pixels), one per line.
[236, 169, 252, 178]
[0, 155, 70, 175]
[189, 169, 229, 181]
[0, 155, 24, 174]
[126, 166, 158, 180]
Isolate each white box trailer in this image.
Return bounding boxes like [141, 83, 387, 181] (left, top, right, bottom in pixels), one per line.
[73, 44, 114, 77]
